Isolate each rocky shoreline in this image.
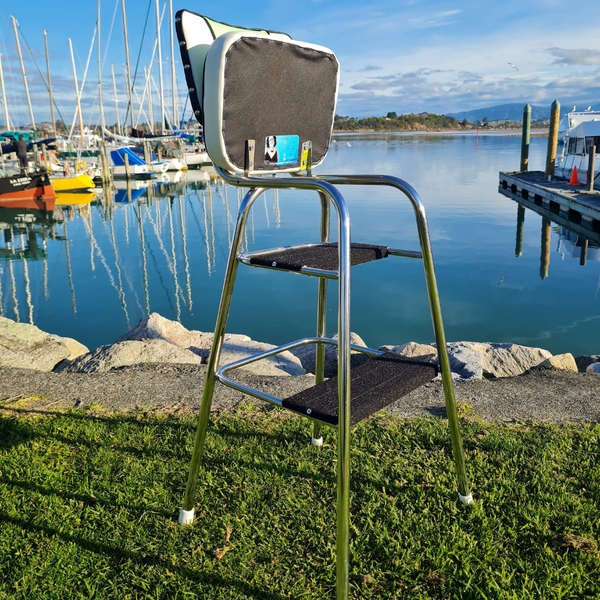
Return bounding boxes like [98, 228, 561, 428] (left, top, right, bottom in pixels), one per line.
[1, 313, 599, 423]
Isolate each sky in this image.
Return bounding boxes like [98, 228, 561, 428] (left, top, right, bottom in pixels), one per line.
[1, 0, 600, 128]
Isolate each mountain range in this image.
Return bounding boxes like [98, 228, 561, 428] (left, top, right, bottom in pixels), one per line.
[445, 103, 600, 123]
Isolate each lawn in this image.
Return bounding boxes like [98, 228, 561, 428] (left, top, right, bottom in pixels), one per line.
[0, 400, 598, 599]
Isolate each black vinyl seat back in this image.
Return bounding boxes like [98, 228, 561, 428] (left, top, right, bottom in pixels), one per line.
[176, 10, 339, 174]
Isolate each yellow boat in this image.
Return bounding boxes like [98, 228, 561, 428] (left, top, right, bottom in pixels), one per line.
[55, 191, 95, 206]
[52, 174, 95, 192]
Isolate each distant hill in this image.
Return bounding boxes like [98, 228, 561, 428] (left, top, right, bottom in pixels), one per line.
[445, 104, 553, 122]
[446, 102, 600, 123]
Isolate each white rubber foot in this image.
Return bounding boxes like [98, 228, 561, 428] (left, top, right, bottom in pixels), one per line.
[459, 492, 474, 505]
[178, 507, 195, 525]
[311, 436, 324, 447]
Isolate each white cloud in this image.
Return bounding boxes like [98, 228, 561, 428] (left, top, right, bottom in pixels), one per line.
[545, 47, 600, 66]
[408, 9, 461, 29]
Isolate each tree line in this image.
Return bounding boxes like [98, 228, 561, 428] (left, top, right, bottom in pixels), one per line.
[334, 112, 465, 131]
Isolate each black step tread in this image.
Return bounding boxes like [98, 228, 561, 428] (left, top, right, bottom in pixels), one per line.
[248, 242, 389, 272]
[282, 352, 438, 427]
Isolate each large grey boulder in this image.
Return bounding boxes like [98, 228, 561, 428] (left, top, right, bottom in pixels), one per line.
[383, 341, 482, 379]
[0, 317, 88, 372]
[117, 313, 305, 376]
[116, 312, 213, 354]
[215, 333, 306, 376]
[289, 332, 370, 378]
[60, 339, 202, 373]
[444, 342, 484, 379]
[382, 340, 552, 380]
[457, 342, 552, 377]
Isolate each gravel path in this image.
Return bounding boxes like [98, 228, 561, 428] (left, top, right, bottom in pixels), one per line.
[1, 364, 599, 424]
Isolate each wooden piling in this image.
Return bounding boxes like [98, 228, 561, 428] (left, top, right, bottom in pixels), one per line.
[520, 104, 531, 172]
[42, 143, 49, 171]
[33, 143, 39, 167]
[580, 238, 588, 266]
[124, 151, 130, 180]
[540, 217, 551, 279]
[515, 204, 525, 257]
[545, 99, 560, 180]
[587, 144, 596, 192]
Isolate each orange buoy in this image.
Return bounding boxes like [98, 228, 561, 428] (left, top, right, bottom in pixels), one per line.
[568, 165, 578, 185]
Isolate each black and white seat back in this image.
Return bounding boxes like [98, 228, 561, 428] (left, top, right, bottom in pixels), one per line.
[176, 10, 340, 174]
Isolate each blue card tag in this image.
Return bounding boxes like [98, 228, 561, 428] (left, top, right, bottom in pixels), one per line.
[264, 135, 299, 166]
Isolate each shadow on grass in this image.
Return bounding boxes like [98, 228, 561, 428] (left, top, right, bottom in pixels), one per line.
[0, 407, 338, 485]
[0, 510, 289, 600]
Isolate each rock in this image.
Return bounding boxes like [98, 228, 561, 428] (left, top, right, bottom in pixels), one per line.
[539, 353, 578, 373]
[443, 342, 551, 378]
[586, 362, 600, 375]
[60, 339, 203, 373]
[117, 313, 304, 376]
[57, 336, 89, 360]
[115, 312, 213, 355]
[576, 355, 600, 373]
[289, 332, 370, 378]
[445, 343, 483, 379]
[210, 333, 306, 376]
[0, 317, 79, 372]
[382, 341, 438, 363]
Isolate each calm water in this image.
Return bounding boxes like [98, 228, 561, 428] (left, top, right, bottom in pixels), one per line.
[1, 131, 599, 357]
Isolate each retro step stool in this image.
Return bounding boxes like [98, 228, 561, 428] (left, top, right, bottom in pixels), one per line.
[175, 10, 473, 599]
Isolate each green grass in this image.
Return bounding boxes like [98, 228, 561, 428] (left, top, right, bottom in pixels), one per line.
[0, 402, 598, 599]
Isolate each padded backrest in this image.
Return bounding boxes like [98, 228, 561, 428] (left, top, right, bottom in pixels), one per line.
[176, 11, 339, 175]
[175, 10, 291, 127]
[203, 33, 339, 174]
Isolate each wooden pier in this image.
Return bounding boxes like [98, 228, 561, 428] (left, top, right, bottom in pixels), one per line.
[498, 170, 600, 240]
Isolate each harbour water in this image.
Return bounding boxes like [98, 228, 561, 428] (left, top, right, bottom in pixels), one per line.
[1, 131, 599, 356]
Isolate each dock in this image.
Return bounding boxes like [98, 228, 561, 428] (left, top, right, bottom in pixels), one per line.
[498, 170, 600, 240]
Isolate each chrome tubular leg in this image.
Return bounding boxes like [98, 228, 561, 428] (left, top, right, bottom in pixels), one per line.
[179, 187, 266, 524]
[410, 196, 472, 503]
[312, 191, 330, 446]
[314, 173, 472, 504]
[335, 190, 352, 600]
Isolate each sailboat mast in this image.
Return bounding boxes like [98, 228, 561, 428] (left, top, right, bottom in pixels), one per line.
[43, 31, 57, 138]
[68, 38, 86, 146]
[154, 0, 165, 134]
[121, 0, 135, 133]
[11, 16, 36, 133]
[169, 0, 177, 129]
[145, 66, 153, 134]
[97, 0, 106, 138]
[111, 64, 121, 135]
[0, 55, 10, 131]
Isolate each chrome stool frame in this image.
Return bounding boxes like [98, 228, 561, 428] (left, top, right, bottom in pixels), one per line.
[179, 166, 473, 599]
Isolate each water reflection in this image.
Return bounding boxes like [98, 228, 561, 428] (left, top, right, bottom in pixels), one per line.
[502, 189, 600, 279]
[1, 134, 599, 356]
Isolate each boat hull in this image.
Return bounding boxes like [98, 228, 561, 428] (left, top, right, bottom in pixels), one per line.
[0, 170, 56, 211]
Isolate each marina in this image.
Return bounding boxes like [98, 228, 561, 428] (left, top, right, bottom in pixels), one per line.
[2, 132, 600, 357]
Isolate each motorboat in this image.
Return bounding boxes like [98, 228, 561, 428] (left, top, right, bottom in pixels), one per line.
[52, 174, 95, 192]
[0, 166, 56, 211]
[557, 108, 600, 146]
[110, 147, 157, 179]
[554, 120, 600, 185]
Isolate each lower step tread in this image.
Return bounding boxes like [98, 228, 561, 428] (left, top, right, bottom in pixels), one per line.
[282, 352, 438, 426]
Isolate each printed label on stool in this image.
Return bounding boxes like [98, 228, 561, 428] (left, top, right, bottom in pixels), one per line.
[264, 135, 299, 166]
